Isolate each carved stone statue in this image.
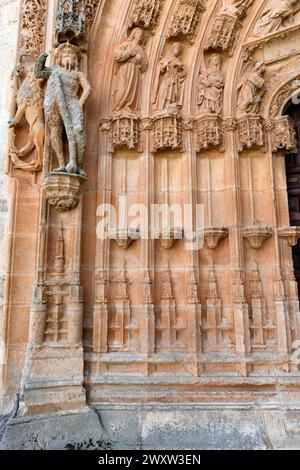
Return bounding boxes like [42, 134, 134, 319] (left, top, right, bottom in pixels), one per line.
[219, 0, 251, 17]
[152, 42, 187, 114]
[112, 28, 148, 115]
[237, 61, 266, 116]
[8, 62, 45, 170]
[35, 43, 91, 176]
[254, 0, 298, 37]
[197, 54, 224, 115]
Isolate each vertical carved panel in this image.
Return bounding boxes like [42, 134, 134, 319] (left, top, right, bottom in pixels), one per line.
[19, 0, 47, 57]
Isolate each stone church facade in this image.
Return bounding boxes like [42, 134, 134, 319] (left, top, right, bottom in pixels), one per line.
[1, 0, 300, 449]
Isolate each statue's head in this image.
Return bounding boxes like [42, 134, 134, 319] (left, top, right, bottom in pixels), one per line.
[54, 43, 80, 71]
[254, 61, 266, 74]
[172, 42, 182, 58]
[129, 28, 144, 44]
[209, 54, 221, 68]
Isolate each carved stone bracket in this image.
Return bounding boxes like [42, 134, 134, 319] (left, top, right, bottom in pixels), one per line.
[205, 14, 241, 55]
[167, 0, 206, 43]
[204, 227, 229, 250]
[196, 115, 223, 151]
[110, 228, 140, 250]
[128, 0, 162, 30]
[243, 225, 273, 249]
[156, 227, 183, 249]
[43, 172, 85, 212]
[237, 115, 264, 151]
[152, 114, 183, 152]
[278, 226, 300, 247]
[271, 116, 297, 153]
[109, 115, 140, 152]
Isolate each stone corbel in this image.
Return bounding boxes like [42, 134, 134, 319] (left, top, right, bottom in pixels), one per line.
[204, 227, 229, 249]
[110, 228, 140, 250]
[151, 113, 183, 152]
[271, 116, 297, 153]
[156, 227, 183, 249]
[278, 226, 300, 247]
[243, 225, 273, 249]
[43, 172, 86, 212]
[196, 115, 224, 151]
[237, 114, 264, 151]
[109, 115, 140, 152]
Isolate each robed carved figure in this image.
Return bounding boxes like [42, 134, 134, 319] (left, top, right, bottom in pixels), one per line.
[198, 54, 224, 115]
[254, 0, 298, 37]
[237, 61, 266, 116]
[112, 28, 148, 115]
[35, 43, 91, 176]
[152, 42, 187, 114]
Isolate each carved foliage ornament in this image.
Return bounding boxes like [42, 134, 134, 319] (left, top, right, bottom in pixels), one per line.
[20, 0, 47, 57]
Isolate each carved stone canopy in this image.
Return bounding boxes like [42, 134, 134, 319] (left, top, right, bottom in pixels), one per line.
[243, 225, 273, 249]
[43, 172, 86, 212]
[278, 226, 300, 247]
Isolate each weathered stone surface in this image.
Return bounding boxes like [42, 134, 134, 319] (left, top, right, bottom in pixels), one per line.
[1, 406, 300, 450]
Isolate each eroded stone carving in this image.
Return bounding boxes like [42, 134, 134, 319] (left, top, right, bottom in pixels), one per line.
[206, 1, 253, 55]
[19, 0, 47, 57]
[56, 0, 100, 43]
[35, 43, 91, 175]
[152, 43, 187, 115]
[198, 54, 224, 116]
[237, 115, 264, 151]
[8, 61, 45, 171]
[253, 0, 299, 38]
[152, 112, 183, 151]
[237, 61, 266, 117]
[112, 28, 148, 115]
[110, 115, 140, 151]
[167, 0, 206, 43]
[128, 0, 162, 30]
[196, 115, 223, 151]
[110, 228, 140, 250]
[271, 116, 297, 153]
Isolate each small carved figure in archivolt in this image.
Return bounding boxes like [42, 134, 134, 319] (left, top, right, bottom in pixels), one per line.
[219, 0, 252, 17]
[152, 42, 187, 115]
[112, 28, 148, 115]
[35, 43, 91, 176]
[197, 54, 225, 115]
[8, 61, 45, 171]
[237, 61, 266, 116]
[254, 0, 299, 37]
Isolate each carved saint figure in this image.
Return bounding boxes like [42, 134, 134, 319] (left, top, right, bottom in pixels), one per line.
[220, 0, 251, 17]
[254, 0, 298, 37]
[8, 62, 45, 170]
[112, 28, 148, 114]
[35, 43, 91, 175]
[152, 42, 187, 114]
[197, 54, 224, 115]
[237, 61, 266, 116]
